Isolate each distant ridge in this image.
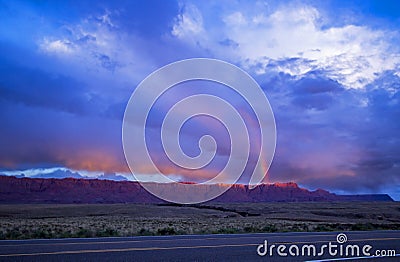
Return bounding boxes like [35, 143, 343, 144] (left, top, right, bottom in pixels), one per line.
[0, 176, 394, 204]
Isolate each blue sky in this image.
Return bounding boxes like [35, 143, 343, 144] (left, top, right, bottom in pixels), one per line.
[0, 0, 399, 199]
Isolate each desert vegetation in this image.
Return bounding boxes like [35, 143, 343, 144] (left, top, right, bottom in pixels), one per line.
[0, 202, 399, 239]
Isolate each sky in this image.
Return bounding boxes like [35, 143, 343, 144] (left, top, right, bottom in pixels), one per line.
[0, 0, 399, 199]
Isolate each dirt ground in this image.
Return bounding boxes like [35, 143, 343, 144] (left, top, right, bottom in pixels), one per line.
[0, 202, 399, 239]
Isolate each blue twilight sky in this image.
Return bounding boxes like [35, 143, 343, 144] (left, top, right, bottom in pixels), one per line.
[0, 0, 399, 199]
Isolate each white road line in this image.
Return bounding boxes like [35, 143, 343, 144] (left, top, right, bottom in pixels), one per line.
[0, 243, 260, 257]
[0, 233, 343, 247]
[0, 237, 398, 257]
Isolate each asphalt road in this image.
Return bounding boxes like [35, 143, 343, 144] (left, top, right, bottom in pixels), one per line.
[0, 231, 399, 261]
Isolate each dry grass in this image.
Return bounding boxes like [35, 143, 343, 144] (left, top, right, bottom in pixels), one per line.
[0, 202, 399, 239]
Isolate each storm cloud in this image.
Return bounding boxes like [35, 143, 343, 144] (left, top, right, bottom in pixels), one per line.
[0, 0, 399, 199]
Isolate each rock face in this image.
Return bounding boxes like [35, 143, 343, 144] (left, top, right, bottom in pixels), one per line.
[0, 176, 394, 204]
[0, 176, 160, 204]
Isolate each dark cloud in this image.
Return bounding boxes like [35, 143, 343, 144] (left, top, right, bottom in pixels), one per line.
[76, 34, 96, 44]
[293, 75, 343, 94]
[0, 0, 399, 199]
[289, 74, 344, 110]
[0, 61, 92, 115]
[292, 93, 334, 110]
[219, 38, 239, 48]
[262, 70, 400, 196]
[92, 52, 119, 72]
[0, 51, 129, 120]
[0, 99, 126, 172]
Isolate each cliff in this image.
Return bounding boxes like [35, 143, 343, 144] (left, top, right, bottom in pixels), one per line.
[0, 176, 394, 204]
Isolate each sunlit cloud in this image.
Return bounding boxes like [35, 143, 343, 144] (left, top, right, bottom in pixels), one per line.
[171, 3, 400, 89]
